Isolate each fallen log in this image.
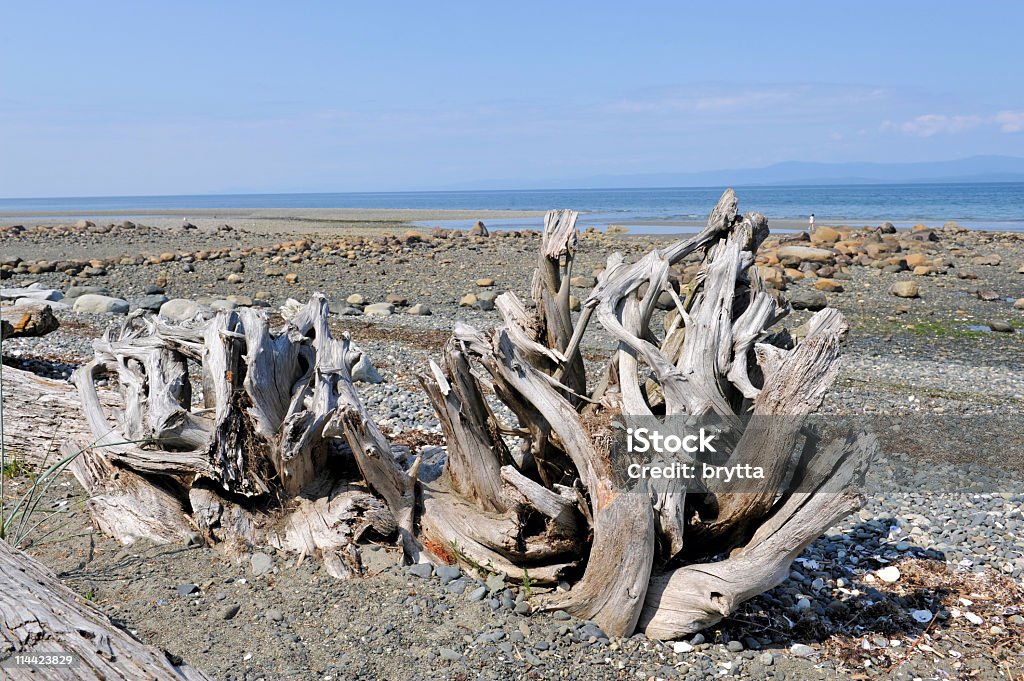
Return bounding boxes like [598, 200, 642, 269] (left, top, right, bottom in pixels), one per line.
[0, 539, 211, 679]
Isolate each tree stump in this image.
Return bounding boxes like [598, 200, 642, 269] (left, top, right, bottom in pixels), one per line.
[56, 189, 876, 640]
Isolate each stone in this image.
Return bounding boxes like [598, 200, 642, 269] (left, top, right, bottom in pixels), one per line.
[363, 302, 394, 317]
[226, 273, 244, 284]
[220, 604, 240, 620]
[876, 566, 901, 583]
[814, 278, 843, 292]
[250, 552, 273, 576]
[776, 246, 836, 263]
[570, 275, 597, 288]
[788, 290, 828, 311]
[73, 294, 129, 314]
[351, 354, 383, 383]
[265, 609, 284, 622]
[435, 565, 461, 584]
[1, 302, 59, 337]
[1013, 298, 1024, 310]
[972, 254, 1001, 266]
[385, 293, 408, 307]
[672, 641, 693, 654]
[790, 643, 818, 658]
[469, 220, 489, 237]
[337, 306, 363, 316]
[0, 284, 63, 302]
[284, 272, 299, 284]
[74, 219, 95, 229]
[467, 586, 487, 601]
[65, 285, 111, 299]
[408, 563, 433, 579]
[475, 297, 495, 311]
[209, 299, 237, 312]
[176, 583, 199, 596]
[226, 294, 253, 307]
[569, 295, 581, 312]
[475, 278, 495, 287]
[810, 226, 841, 243]
[890, 281, 920, 299]
[606, 224, 629, 234]
[407, 303, 432, 316]
[485, 573, 505, 592]
[459, 293, 477, 307]
[346, 293, 366, 306]
[988, 321, 1015, 333]
[136, 294, 169, 311]
[159, 299, 201, 322]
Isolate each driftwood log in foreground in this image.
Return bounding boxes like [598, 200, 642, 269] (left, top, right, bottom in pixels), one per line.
[0, 540, 211, 680]
[45, 189, 874, 642]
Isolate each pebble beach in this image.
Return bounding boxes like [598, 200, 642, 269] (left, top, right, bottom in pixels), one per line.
[2, 209, 1023, 680]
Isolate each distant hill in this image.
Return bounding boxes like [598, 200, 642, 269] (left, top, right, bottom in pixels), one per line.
[457, 155, 1024, 190]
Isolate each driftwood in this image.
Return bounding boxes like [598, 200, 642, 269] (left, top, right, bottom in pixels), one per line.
[415, 190, 876, 638]
[38, 188, 875, 642]
[58, 295, 420, 576]
[0, 539, 211, 679]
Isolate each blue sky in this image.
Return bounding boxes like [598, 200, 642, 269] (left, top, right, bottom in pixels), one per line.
[2, 2, 1023, 197]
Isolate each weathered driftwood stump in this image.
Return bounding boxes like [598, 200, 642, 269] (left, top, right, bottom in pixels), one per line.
[67, 295, 419, 577]
[62, 189, 875, 640]
[416, 190, 876, 638]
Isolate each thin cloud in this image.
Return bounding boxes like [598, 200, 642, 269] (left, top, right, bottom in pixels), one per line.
[884, 111, 1024, 136]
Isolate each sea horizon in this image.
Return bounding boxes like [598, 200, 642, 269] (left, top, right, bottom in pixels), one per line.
[2, 180, 1022, 233]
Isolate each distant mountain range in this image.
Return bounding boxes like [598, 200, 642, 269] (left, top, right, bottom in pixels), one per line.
[457, 155, 1024, 190]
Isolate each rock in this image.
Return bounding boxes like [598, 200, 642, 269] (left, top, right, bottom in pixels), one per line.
[459, 293, 477, 307]
[409, 563, 433, 579]
[485, 574, 505, 592]
[209, 299, 237, 312]
[810, 226, 841, 244]
[264, 267, 284, 277]
[569, 295, 581, 312]
[438, 648, 463, 662]
[972, 254, 1001, 266]
[467, 586, 487, 601]
[407, 303, 432, 316]
[73, 294, 130, 314]
[1, 302, 59, 337]
[220, 604, 241, 620]
[265, 608, 284, 622]
[788, 290, 828, 311]
[606, 224, 629, 234]
[879, 222, 897, 234]
[176, 583, 199, 596]
[284, 273, 299, 284]
[790, 643, 818, 658]
[159, 298, 201, 322]
[890, 281, 920, 299]
[0, 284, 63, 302]
[351, 354, 383, 383]
[385, 293, 408, 307]
[65, 285, 111, 299]
[475, 278, 495, 287]
[74, 219, 95, 229]
[672, 641, 693, 654]
[435, 565, 461, 584]
[136, 294, 169, 311]
[776, 245, 836, 263]
[1014, 298, 1024, 310]
[226, 294, 253, 307]
[346, 293, 366, 306]
[988, 321, 1015, 333]
[250, 552, 273, 576]
[570, 275, 597, 288]
[476, 297, 495, 311]
[363, 302, 394, 317]
[975, 289, 1000, 301]
[876, 566, 901, 583]
[337, 306, 363, 316]
[469, 220, 489, 237]
[0, 320, 11, 340]
[910, 609, 933, 623]
[814, 278, 843, 292]
[226, 273, 244, 284]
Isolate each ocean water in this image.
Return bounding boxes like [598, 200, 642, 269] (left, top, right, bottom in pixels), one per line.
[1, 182, 1022, 232]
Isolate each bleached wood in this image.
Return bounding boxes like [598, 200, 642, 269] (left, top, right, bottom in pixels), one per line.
[0, 540, 211, 679]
